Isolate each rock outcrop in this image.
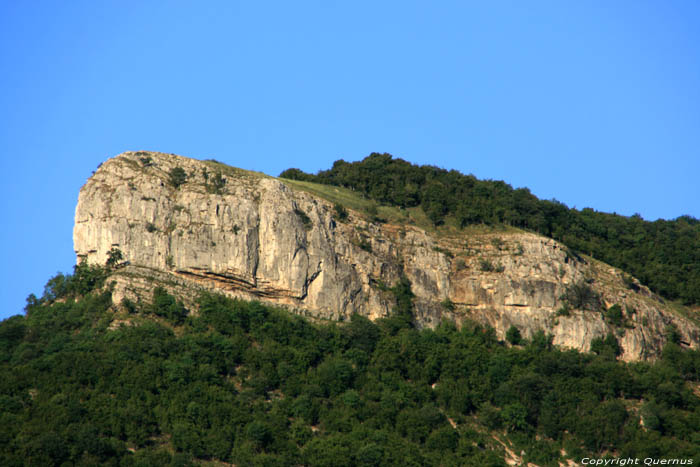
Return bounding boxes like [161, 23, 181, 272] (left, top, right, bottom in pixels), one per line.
[74, 151, 700, 360]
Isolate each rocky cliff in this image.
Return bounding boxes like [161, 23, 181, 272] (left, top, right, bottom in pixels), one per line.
[74, 151, 700, 360]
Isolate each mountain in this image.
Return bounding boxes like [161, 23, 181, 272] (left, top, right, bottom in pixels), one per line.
[280, 153, 700, 306]
[74, 151, 699, 361]
[3, 150, 700, 466]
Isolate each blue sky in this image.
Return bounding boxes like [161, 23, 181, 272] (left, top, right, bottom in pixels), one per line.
[1, 1, 699, 320]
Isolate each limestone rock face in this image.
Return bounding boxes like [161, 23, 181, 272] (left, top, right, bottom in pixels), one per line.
[74, 151, 700, 361]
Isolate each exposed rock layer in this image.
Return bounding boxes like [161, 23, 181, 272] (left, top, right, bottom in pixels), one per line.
[74, 151, 700, 360]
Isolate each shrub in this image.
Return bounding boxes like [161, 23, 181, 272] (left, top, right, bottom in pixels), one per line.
[514, 242, 524, 256]
[502, 402, 529, 432]
[278, 167, 316, 181]
[479, 258, 504, 272]
[169, 167, 187, 188]
[665, 323, 681, 344]
[146, 222, 157, 233]
[391, 276, 414, 314]
[294, 207, 312, 230]
[605, 304, 624, 326]
[246, 421, 271, 450]
[333, 203, 348, 221]
[355, 236, 372, 253]
[490, 237, 504, 250]
[37, 261, 108, 303]
[106, 247, 123, 267]
[366, 203, 378, 218]
[622, 273, 639, 291]
[207, 172, 226, 194]
[150, 287, 187, 324]
[590, 333, 621, 358]
[356, 443, 384, 466]
[479, 402, 502, 430]
[432, 246, 454, 258]
[479, 258, 495, 272]
[506, 325, 522, 345]
[555, 304, 570, 317]
[441, 298, 455, 311]
[560, 281, 601, 311]
[455, 258, 467, 271]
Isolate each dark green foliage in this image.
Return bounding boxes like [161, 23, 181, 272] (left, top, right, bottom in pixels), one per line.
[246, 421, 272, 449]
[622, 273, 639, 291]
[666, 323, 682, 344]
[33, 261, 107, 305]
[139, 155, 153, 167]
[590, 333, 622, 359]
[479, 403, 502, 430]
[3, 272, 700, 466]
[313, 358, 354, 397]
[506, 325, 522, 345]
[440, 298, 455, 311]
[333, 203, 348, 221]
[169, 166, 188, 188]
[502, 402, 529, 432]
[206, 171, 226, 194]
[278, 167, 318, 182]
[150, 287, 188, 324]
[432, 246, 454, 258]
[390, 275, 414, 323]
[356, 236, 372, 252]
[281, 154, 700, 305]
[561, 280, 601, 311]
[605, 304, 624, 326]
[346, 314, 380, 354]
[146, 222, 157, 233]
[294, 207, 312, 230]
[365, 202, 378, 218]
[106, 247, 123, 267]
[479, 258, 495, 272]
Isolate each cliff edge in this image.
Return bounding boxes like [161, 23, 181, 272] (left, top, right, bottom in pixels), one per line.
[74, 151, 700, 360]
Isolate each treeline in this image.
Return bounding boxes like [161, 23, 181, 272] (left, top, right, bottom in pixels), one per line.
[1, 268, 700, 465]
[280, 153, 700, 305]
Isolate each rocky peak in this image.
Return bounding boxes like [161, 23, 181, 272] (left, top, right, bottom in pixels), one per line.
[74, 151, 700, 360]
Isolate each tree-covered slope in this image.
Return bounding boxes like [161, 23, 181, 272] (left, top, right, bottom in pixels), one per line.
[2, 267, 700, 466]
[280, 153, 700, 305]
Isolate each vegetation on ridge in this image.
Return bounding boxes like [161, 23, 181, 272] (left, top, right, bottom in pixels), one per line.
[280, 153, 700, 306]
[2, 267, 700, 465]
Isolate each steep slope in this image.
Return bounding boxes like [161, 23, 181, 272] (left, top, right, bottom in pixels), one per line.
[74, 151, 700, 360]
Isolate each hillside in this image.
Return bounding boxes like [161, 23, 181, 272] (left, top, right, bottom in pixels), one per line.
[2, 266, 700, 465]
[73, 151, 700, 361]
[2, 150, 700, 466]
[280, 152, 700, 306]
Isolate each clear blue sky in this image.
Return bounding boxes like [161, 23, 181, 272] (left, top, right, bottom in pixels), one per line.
[1, 1, 699, 320]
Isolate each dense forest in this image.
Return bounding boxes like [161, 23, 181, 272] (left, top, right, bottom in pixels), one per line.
[2, 264, 700, 466]
[280, 153, 700, 306]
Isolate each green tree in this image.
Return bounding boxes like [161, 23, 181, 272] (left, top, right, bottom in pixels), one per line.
[169, 167, 188, 188]
[502, 403, 529, 432]
[106, 247, 123, 267]
[605, 304, 624, 326]
[506, 325, 522, 345]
